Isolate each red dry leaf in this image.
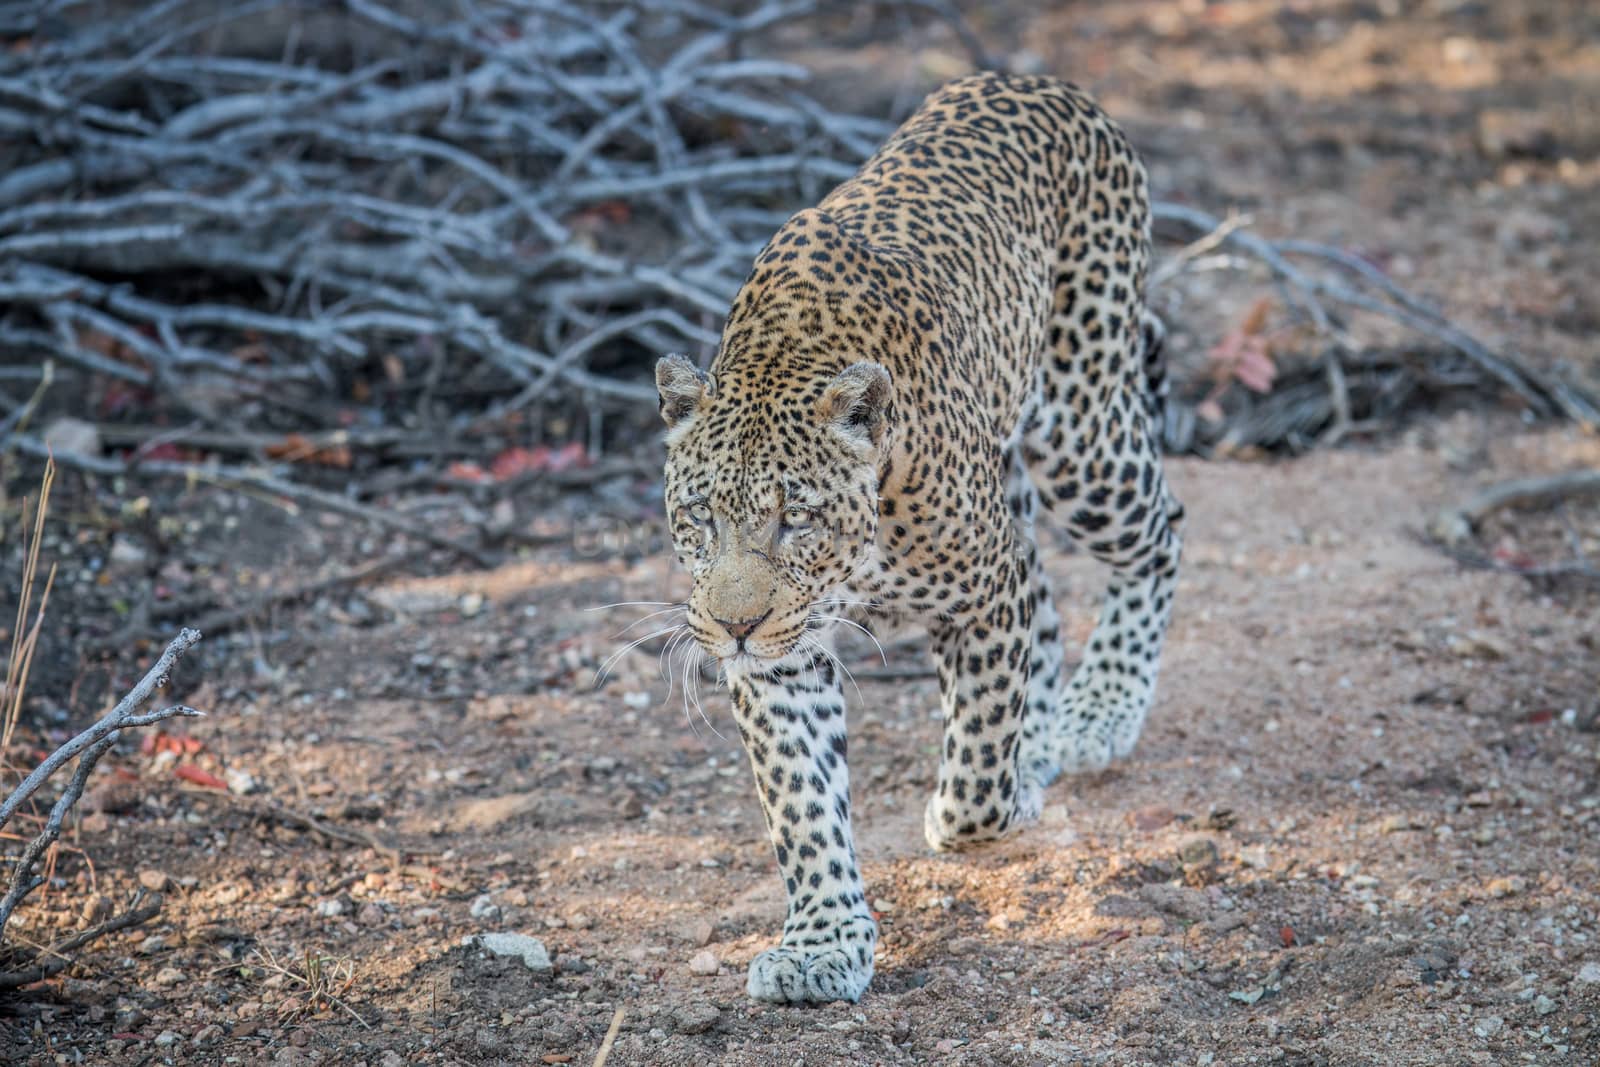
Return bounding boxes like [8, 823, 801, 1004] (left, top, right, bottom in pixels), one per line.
[1490, 543, 1538, 570]
[448, 461, 489, 483]
[1208, 297, 1278, 395]
[141, 731, 204, 756]
[264, 433, 353, 469]
[173, 764, 228, 790]
[135, 442, 199, 463]
[489, 441, 590, 481]
[1279, 925, 1296, 947]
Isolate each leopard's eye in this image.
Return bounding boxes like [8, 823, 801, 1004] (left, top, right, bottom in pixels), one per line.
[781, 506, 815, 535]
[687, 502, 712, 524]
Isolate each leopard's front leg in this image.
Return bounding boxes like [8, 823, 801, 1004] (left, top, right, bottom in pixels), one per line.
[728, 649, 876, 1004]
[924, 559, 1039, 851]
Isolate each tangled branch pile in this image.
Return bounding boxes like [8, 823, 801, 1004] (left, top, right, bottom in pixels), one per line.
[0, 0, 892, 433]
[0, 0, 1593, 472]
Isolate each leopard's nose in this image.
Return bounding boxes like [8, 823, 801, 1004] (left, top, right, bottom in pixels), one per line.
[716, 612, 769, 641]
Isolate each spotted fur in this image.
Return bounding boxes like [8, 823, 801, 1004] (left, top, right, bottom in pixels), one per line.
[656, 72, 1184, 1004]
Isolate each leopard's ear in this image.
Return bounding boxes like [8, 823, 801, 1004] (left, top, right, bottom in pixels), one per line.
[819, 361, 892, 453]
[656, 354, 710, 429]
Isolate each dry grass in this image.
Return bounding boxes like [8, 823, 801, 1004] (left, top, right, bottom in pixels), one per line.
[2, 456, 56, 761]
[248, 946, 370, 1030]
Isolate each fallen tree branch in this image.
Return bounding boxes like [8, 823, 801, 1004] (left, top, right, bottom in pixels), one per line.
[0, 892, 163, 989]
[1428, 470, 1600, 548]
[8, 433, 497, 568]
[0, 628, 205, 980]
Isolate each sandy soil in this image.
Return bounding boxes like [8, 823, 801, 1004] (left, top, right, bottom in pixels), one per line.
[2, 417, 1595, 1066]
[3, 1, 1599, 1065]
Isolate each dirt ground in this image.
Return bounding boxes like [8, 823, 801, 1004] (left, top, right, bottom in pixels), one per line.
[4, 1, 1600, 1065]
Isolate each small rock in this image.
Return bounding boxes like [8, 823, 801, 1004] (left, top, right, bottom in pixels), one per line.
[1473, 1015, 1503, 1038]
[1486, 876, 1524, 899]
[41, 416, 101, 457]
[154, 967, 185, 987]
[212, 882, 246, 907]
[1130, 805, 1175, 832]
[617, 792, 645, 819]
[315, 897, 347, 918]
[475, 932, 553, 976]
[686, 919, 715, 947]
[470, 893, 502, 923]
[380, 1053, 404, 1067]
[1534, 994, 1557, 1015]
[1574, 961, 1600, 985]
[671, 1002, 720, 1035]
[224, 768, 259, 795]
[138, 934, 168, 955]
[1237, 845, 1270, 870]
[688, 950, 720, 976]
[556, 953, 591, 974]
[459, 592, 486, 618]
[109, 537, 148, 565]
[1138, 883, 1209, 921]
[1377, 814, 1416, 834]
[154, 1030, 180, 1047]
[1178, 836, 1219, 867]
[1477, 108, 1558, 159]
[193, 1025, 223, 1045]
[78, 895, 113, 927]
[357, 902, 386, 927]
[138, 869, 171, 892]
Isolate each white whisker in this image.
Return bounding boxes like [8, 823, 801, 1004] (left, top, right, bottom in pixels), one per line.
[809, 612, 888, 664]
[586, 600, 680, 612]
[616, 604, 687, 638]
[657, 626, 691, 683]
[678, 640, 709, 739]
[593, 623, 683, 689]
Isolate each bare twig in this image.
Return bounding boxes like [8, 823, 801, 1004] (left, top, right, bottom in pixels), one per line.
[0, 892, 163, 989]
[202, 791, 405, 867]
[8, 433, 496, 568]
[1428, 470, 1600, 548]
[594, 1006, 626, 1067]
[0, 627, 205, 970]
[0, 629, 203, 836]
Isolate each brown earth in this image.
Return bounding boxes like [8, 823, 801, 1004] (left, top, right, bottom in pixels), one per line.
[3, 1, 1600, 1065]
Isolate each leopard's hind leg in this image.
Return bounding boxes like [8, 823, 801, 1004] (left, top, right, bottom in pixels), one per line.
[1023, 145, 1184, 771]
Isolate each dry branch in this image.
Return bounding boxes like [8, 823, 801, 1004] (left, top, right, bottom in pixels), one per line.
[1428, 470, 1600, 548]
[0, 628, 205, 985]
[1151, 204, 1600, 452]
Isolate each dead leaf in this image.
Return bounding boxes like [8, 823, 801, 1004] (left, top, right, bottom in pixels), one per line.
[174, 764, 228, 790]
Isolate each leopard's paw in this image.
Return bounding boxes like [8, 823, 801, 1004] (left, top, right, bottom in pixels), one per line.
[1056, 692, 1148, 773]
[922, 784, 1040, 853]
[746, 944, 873, 1004]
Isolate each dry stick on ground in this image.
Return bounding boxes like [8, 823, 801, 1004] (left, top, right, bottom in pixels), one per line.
[8, 434, 496, 568]
[1428, 469, 1600, 547]
[0, 628, 204, 984]
[0, 892, 163, 989]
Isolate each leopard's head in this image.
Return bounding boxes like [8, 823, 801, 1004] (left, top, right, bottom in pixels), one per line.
[656, 353, 892, 670]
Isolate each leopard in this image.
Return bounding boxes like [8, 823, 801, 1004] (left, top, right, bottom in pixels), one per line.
[653, 71, 1184, 1005]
